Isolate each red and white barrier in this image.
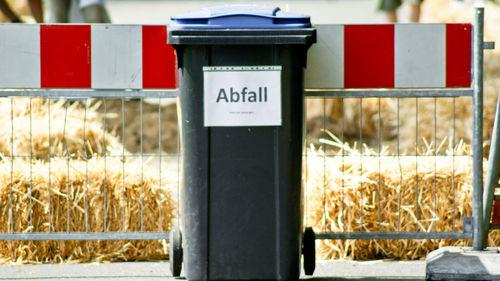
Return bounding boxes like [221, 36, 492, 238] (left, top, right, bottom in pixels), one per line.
[0, 24, 177, 89]
[0, 23, 472, 90]
[304, 24, 472, 89]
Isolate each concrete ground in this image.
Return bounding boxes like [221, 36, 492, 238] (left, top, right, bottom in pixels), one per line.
[0, 260, 426, 280]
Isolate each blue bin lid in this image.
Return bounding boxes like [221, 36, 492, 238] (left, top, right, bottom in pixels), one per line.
[170, 5, 311, 29]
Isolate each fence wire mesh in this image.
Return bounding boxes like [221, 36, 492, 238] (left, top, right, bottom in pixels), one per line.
[0, 93, 476, 241]
[0, 95, 180, 242]
[0, 90, 479, 263]
[304, 95, 474, 241]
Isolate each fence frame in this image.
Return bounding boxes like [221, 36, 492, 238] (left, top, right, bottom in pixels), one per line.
[304, 7, 490, 251]
[0, 93, 178, 241]
[303, 87, 476, 242]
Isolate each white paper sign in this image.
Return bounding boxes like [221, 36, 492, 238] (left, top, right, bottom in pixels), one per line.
[203, 66, 282, 127]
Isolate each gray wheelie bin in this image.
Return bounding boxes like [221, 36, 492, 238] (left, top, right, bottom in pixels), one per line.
[167, 5, 316, 280]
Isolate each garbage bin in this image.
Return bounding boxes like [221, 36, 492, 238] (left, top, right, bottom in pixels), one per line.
[168, 5, 316, 281]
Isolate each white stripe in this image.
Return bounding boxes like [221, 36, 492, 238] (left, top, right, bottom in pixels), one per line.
[91, 25, 142, 89]
[0, 24, 40, 88]
[305, 24, 344, 89]
[395, 24, 446, 88]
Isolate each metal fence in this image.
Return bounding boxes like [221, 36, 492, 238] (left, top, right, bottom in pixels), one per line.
[301, 7, 490, 252]
[0, 90, 478, 252]
[303, 93, 474, 242]
[0, 91, 179, 241]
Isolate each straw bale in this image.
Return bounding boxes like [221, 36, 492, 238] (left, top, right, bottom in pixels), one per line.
[305, 138, 500, 260]
[306, 98, 397, 149]
[98, 100, 179, 154]
[0, 0, 31, 23]
[0, 157, 176, 263]
[396, 98, 473, 154]
[0, 98, 123, 159]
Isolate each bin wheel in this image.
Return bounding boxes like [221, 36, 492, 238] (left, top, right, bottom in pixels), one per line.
[169, 226, 183, 277]
[302, 227, 316, 276]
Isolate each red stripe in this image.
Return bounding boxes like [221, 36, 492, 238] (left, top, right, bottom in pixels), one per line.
[344, 25, 394, 88]
[40, 25, 91, 88]
[493, 200, 500, 225]
[446, 24, 472, 87]
[142, 25, 177, 89]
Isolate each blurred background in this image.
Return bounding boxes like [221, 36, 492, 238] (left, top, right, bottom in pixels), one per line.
[0, 0, 387, 24]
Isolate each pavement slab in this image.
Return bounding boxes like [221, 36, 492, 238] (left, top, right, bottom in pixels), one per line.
[426, 247, 500, 280]
[0, 260, 426, 281]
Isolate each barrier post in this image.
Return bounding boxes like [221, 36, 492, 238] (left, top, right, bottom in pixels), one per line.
[472, 6, 485, 251]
